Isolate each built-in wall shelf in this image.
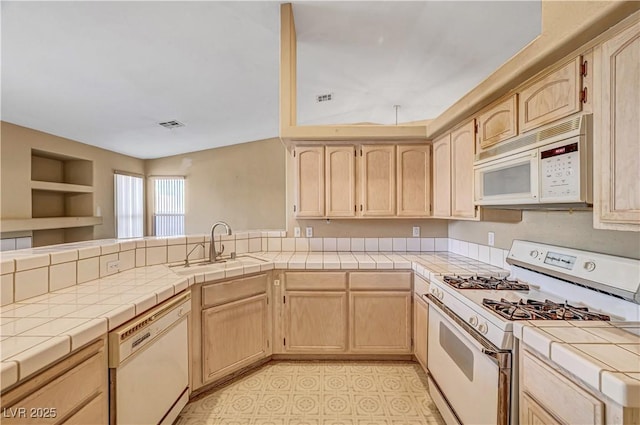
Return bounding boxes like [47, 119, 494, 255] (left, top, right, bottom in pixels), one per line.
[28, 149, 96, 246]
[1, 216, 103, 233]
[31, 180, 94, 193]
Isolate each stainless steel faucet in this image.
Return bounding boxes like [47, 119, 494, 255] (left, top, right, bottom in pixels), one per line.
[209, 221, 232, 262]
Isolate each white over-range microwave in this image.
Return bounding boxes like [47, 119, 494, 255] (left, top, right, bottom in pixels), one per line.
[474, 114, 592, 208]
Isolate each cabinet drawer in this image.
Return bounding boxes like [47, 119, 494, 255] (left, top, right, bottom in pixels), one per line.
[62, 393, 106, 425]
[349, 272, 412, 290]
[202, 274, 268, 307]
[521, 350, 604, 425]
[285, 272, 347, 290]
[1, 341, 105, 425]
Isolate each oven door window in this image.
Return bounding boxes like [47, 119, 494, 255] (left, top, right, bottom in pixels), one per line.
[439, 322, 474, 381]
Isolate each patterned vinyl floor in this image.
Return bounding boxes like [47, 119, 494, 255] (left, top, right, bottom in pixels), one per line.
[176, 361, 445, 425]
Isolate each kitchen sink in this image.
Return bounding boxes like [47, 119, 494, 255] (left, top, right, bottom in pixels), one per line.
[169, 255, 267, 276]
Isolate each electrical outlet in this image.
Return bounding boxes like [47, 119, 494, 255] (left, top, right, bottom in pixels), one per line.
[412, 226, 420, 237]
[488, 232, 495, 247]
[106, 260, 120, 273]
[305, 227, 313, 238]
[294, 227, 301, 238]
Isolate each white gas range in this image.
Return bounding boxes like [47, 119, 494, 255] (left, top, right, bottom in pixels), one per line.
[424, 240, 640, 425]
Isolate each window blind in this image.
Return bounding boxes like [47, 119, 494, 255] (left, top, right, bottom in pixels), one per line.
[153, 177, 185, 236]
[114, 173, 144, 238]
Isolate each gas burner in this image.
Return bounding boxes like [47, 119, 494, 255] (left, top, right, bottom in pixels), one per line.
[443, 275, 529, 291]
[482, 298, 611, 321]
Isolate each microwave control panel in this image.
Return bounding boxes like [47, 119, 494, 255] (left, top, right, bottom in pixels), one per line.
[540, 141, 580, 200]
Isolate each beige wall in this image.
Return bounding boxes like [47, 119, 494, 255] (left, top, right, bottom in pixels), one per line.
[0, 122, 145, 240]
[284, 148, 448, 238]
[144, 138, 286, 233]
[449, 210, 640, 259]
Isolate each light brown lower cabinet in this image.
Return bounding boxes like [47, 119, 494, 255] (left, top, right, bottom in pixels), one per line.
[284, 291, 348, 352]
[521, 393, 562, 425]
[413, 294, 428, 370]
[349, 291, 412, 354]
[0, 338, 108, 425]
[201, 293, 270, 383]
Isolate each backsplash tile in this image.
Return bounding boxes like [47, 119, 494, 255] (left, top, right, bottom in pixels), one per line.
[146, 246, 167, 266]
[420, 238, 435, 251]
[77, 257, 99, 284]
[15, 255, 49, 272]
[351, 238, 364, 252]
[15, 267, 49, 302]
[378, 238, 392, 251]
[49, 262, 76, 291]
[323, 238, 337, 251]
[295, 238, 309, 252]
[1, 274, 14, 306]
[364, 238, 378, 252]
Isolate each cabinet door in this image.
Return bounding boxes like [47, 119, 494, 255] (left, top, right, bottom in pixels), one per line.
[451, 120, 477, 219]
[414, 294, 428, 370]
[349, 291, 411, 354]
[594, 20, 640, 230]
[360, 145, 396, 216]
[202, 294, 269, 382]
[520, 393, 562, 425]
[477, 94, 518, 150]
[326, 146, 356, 217]
[519, 57, 582, 133]
[284, 291, 347, 352]
[432, 134, 451, 217]
[397, 145, 431, 217]
[294, 146, 324, 217]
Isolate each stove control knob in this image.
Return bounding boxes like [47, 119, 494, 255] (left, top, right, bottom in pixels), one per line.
[529, 250, 539, 258]
[437, 289, 444, 300]
[478, 323, 488, 334]
[469, 316, 479, 327]
[584, 261, 596, 272]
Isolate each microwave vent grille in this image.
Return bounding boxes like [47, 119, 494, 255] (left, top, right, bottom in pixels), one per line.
[476, 115, 584, 161]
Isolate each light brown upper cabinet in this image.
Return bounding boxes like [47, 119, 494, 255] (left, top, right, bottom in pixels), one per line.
[451, 120, 477, 219]
[294, 146, 324, 217]
[432, 134, 452, 218]
[325, 146, 356, 217]
[360, 145, 396, 216]
[397, 145, 431, 217]
[476, 94, 518, 151]
[593, 19, 640, 231]
[518, 57, 584, 133]
[432, 120, 477, 220]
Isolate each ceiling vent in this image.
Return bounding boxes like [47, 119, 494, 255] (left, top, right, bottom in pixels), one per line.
[158, 120, 185, 129]
[316, 93, 333, 103]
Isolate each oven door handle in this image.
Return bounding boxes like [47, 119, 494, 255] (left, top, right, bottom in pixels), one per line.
[482, 348, 498, 360]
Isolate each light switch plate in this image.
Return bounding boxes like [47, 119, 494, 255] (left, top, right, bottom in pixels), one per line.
[305, 227, 313, 238]
[488, 232, 495, 246]
[412, 226, 420, 237]
[294, 227, 301, 238]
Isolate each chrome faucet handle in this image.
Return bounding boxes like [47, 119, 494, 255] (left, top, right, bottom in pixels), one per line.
[218, 244, 225, 257]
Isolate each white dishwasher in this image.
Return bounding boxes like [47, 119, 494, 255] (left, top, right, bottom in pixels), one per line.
[109, 291, 191, 425]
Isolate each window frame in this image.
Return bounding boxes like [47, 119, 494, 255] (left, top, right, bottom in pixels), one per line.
[114, 171, 145, 239]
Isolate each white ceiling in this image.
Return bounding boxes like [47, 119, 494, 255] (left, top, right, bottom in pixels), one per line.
[1, 1, 541, 159]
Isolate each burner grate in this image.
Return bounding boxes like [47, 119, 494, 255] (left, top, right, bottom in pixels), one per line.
[482, 298, 611, 321]
[443, 275, 529, 291]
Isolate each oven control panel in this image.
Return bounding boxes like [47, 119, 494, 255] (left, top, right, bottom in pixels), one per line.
[507, 240, 640, 300]
[543, 252, 576, 270]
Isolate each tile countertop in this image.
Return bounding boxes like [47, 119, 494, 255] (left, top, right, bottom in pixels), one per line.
[513, 321, 640, 408]
[0, 250, 504, 390]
